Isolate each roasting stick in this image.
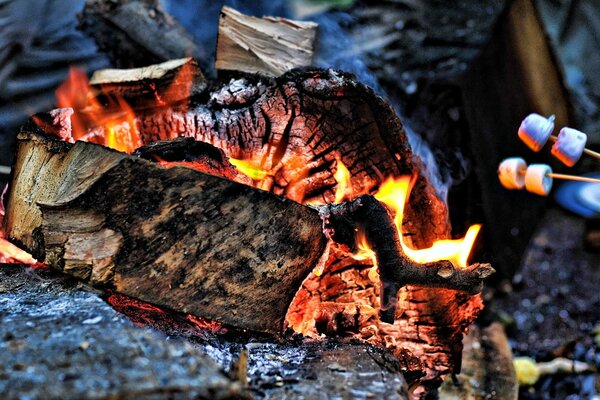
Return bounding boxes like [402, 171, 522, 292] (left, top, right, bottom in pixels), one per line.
[546, 172, 600, 184]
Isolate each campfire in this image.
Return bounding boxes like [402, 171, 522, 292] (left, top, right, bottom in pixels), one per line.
[8, 2, 574, 399]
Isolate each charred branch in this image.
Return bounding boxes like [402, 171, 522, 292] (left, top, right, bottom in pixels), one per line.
[319, 195, 494, 323]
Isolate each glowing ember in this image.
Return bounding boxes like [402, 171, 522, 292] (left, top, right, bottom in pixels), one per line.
[334, 155, 352, 203]
[374, 176, 481, 268]
[228, 158, 270, 180]
[352, 233, 380, 284]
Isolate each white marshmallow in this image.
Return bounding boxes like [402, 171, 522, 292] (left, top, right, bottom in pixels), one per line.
[498, 157, 527, 189]
[551, 127, 587, 167]
[525, 164, 553, 196]
[518, 113, 555, 152]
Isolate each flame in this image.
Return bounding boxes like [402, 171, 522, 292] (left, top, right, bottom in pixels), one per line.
[352, 233, 377, 265]
[334, 155, 352, 203]
[55, 67, 142, 153]
[374, 176, 481, 268]
[228, 158, 270, 180]
[352, 233, 380, 284]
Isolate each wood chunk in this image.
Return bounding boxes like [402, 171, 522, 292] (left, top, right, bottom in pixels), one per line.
[4, 131, 327, 335]
[79, 0, 205, 69]
[90, 58, 206, 105]
[439, 323, 518, 400]
[216, 6, 318, 76]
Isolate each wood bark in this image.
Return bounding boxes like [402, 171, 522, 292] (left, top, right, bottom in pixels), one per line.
[216, 6, 318, 77]
[4, 131, 327, 335]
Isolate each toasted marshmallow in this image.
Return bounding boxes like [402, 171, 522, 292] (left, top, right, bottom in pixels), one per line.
[518, 113, 555, 152]
[551, 127, 587, 167]
[498, 157, 527, 189]
[525, 164, 553, 196]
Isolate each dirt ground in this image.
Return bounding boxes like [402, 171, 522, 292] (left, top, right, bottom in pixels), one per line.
[489, 206, 599, 399]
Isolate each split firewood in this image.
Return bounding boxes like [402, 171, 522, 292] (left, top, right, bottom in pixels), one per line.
[4, 131, 327, 335]
[318, 195, 494, 322]
[216, 6, 318, 76]
[89, 58, 206, 106]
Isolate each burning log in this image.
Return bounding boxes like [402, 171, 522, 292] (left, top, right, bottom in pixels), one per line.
[216, 6, 318, 77]
[4, 131, 327, 335]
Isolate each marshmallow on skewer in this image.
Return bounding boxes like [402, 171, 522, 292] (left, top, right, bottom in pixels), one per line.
[551, 127, 587, 167]
[525, 164, 553, 196]
[498, 157, 527, 189]
[518, 113, 555, 152]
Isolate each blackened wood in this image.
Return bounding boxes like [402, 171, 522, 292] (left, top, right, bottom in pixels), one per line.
[4, 131, 327, 335]
[79, 0, 206, 70]
[216, 6, 318, 77]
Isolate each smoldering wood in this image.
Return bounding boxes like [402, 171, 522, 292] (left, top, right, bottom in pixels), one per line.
[89, 58, 206, 106]
[216, 6, 318, 77]
[133, 137, 250, 184]
[79, 0, 206, 70]
[4, 131, 327, 335]
[319, 195, 494, 322]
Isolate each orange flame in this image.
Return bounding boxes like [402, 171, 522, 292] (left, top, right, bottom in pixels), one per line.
[55, 67, 141, 153]
[334, 155, 352, 203]
[374, 176, 481, 268]
[0, 238, 39, 265]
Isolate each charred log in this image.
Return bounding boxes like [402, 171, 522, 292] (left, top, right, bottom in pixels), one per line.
[5, 131, 327, 335]
[16, 67, 484, 387]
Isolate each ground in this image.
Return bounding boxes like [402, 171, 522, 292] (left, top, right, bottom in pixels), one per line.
[490, 206, 599, 399]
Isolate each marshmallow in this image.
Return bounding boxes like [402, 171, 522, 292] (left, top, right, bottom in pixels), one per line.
[525, 164, 553, 196]
[551, 127, 587, 167]
[498, 157, 527, 189]
[518, 113, 555, 152]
